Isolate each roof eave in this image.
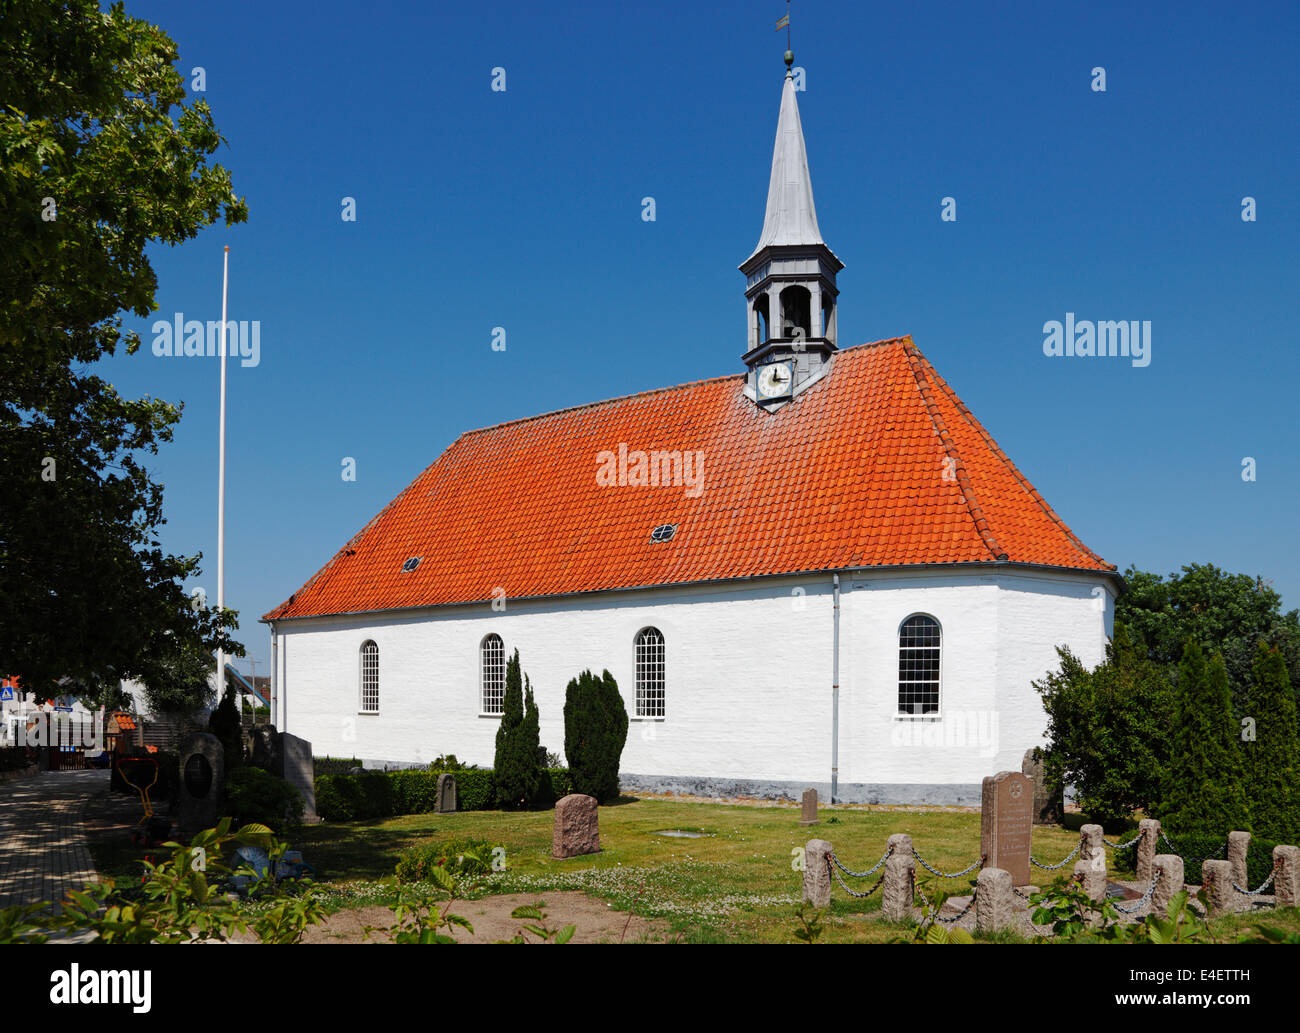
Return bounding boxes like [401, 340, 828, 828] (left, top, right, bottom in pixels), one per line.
[260, 558, 1124, 625]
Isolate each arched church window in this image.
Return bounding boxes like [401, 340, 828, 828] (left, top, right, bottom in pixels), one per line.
[481, 634, 506, 715]
[635, 627, 665, 718]
[898, 615, 940, 715]
[359, 640, 379, 714]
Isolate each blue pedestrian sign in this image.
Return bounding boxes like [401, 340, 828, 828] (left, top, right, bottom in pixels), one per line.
[0, 687, 12, 702]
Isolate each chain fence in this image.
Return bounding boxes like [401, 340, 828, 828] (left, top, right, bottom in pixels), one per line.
[830, 845, 891, 879]
[1030, 842, 1079, 871]
[912, 848, 983, 880]
[1231, 860, 1279, 898]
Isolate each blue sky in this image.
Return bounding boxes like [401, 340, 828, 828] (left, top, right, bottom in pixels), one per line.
[103, 0, 1300, 674]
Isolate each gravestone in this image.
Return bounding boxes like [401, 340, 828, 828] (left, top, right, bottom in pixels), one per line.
[179, 732, 224, 838]
[436, 773, 457, 814]
[1021, 748, 1062, 825]
[280, 733, 318, 822]
[980, 771, 1033, 885]
[247, 726, 317, 823]
[552, 794, 600, 858]
[250, 726, 282, 773]
[799, 788, 818, 827]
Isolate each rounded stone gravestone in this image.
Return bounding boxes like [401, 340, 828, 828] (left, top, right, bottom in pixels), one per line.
[179, 732, 225, 838]
[183, 753, 213, 799]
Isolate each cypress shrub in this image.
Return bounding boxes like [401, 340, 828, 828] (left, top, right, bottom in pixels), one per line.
[563, 668, 628, 805]
[1162, 642, 1250, 836]
[494, 650, 544, 808]
[208, 688, 244, 772]
[1242, 642, 1300, 841]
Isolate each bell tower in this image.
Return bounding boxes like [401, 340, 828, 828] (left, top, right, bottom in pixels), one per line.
[741, 49, 843, 408]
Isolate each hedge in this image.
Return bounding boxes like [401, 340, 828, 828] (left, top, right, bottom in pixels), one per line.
[314, 767, 574, 822]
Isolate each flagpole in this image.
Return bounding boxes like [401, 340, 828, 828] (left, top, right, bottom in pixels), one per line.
[216, 246, 229, 705]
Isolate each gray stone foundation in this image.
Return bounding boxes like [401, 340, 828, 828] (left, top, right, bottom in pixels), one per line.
[616, 773, 984, 806]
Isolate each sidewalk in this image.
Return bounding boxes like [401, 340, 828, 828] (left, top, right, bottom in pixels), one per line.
[0, 769, 106, 911]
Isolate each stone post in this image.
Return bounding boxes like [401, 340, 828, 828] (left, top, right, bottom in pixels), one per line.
[1201, 859, 1235, 917]
[1074, 823, 1107, 901]
[803, 839, 832, 908]
[1272, 845, 1299, 908]
[1136, 819, 1160, 883]
[886, 832, 913, 860]
[1227, 831, 1250, 889]
[975, 867, 1013, 933]
[881, 835, 915, 923]
[1151, 854, 1183, 915]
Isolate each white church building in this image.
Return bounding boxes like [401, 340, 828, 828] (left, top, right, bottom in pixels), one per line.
[263, 56, 1119, 805]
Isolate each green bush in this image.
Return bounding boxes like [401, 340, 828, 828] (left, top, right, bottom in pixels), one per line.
[221, 766, 304, 833]
[313, 767, 572, 821]
[494, 649, 545, 809]
[394, 837, 499, 883]
[313, 770, 395, 821]
[1033, 624, 1174, 824]
[563, 668, 628, 804]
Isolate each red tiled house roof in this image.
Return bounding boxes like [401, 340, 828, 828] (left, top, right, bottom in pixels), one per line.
[264, 336, 1113, 622]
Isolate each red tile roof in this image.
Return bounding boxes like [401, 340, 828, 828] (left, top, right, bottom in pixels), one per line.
[265, 336, 1113, 621]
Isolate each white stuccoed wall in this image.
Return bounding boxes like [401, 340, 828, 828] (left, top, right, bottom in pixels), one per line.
[269, 567, 1113, 802]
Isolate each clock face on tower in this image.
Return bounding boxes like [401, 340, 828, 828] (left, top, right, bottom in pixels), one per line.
[756, 360, 794, 400]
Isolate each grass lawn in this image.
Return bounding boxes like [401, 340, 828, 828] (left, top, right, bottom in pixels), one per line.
[281, 798, 1085, 943]
[82, 790, 1300, 943]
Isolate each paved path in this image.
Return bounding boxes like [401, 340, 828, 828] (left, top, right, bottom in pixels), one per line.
[0, 770, 106, 911]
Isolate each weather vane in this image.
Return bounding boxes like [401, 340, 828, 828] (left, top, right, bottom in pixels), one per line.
[776, 1, 793, 68]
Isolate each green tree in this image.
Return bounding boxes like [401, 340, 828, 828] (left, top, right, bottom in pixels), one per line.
[0, 0, 245, 696]
[1117, 564, 1300, 711]
[563, 669, 628, 805]
[493, 650, 543, 809]
[1034, 623, 1175, 823]
[1241, 643, 1300, 841]
[1162, 641, 1250, 836]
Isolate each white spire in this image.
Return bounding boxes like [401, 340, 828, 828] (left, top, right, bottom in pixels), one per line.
[749, 71, 824, 258]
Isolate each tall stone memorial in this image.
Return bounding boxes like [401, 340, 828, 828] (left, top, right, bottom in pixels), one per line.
[980, 771, 1033, 886]
[280, 732, 318, 822]
[247, 726, 318, 822]
[1021, 748, 1062, 825]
